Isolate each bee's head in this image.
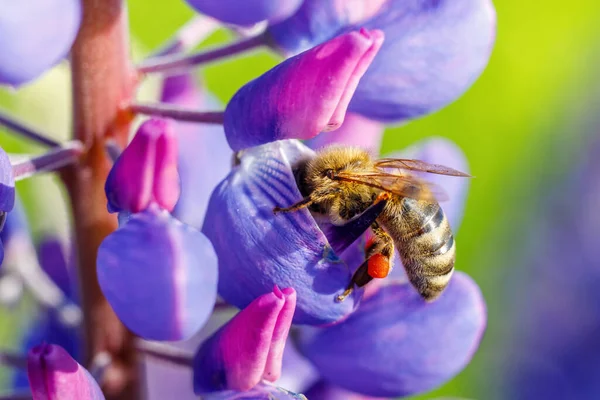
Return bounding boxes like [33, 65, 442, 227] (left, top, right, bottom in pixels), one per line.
[303, 146, 373, 193]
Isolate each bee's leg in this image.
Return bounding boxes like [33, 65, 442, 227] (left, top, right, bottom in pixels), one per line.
[273, 196, 314, 214]
[336, 223, 394, 302]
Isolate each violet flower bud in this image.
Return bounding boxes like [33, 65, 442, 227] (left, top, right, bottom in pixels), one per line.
[224, 29, 384, 151]
[97, 208, 218, 341]
[27, 343, 104, 400]
[193, 286, 296, 393]
[105, 118, 180, 214]
[203, 140, 381, 325]
[269, 0, 496, 123]
[0, 1, 81, 86]
[186, 0, 303, 26]
[297, 272, 486, 397]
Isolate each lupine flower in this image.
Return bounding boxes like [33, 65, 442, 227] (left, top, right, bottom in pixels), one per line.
[185, 0, 303, 26]
[224, 29, 384, 151]
[502, 133, 600, 399]
[268, 0, 496, 122]
[99, 119, 218, 341]
[27, 343, 104, 400]
[193, 286, 296, 393]
[0, 1, 81, 86]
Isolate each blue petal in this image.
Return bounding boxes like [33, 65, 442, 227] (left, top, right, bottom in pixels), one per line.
[97, 208, 218, 341]
[185, 0, 303, 26]
[297, 272, 486, 397]
[0, 146, 15, 212]
[202, 140, 361, 325]
[349, 0, 496, 121]
[37, 237, 74, 299]
[0, 1, 81, 86]
[161, 74, 232, 230]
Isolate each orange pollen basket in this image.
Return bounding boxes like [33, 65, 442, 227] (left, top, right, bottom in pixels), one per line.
[367, 253, 390, 279]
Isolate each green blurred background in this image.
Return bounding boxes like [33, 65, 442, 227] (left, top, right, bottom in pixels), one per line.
[2, 0, 600, 398]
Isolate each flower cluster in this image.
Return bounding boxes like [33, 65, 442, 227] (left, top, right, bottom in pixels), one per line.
[0, 0, 495, 399]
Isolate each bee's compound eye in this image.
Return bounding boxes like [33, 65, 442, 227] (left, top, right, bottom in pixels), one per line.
[325, 169, 335, 179]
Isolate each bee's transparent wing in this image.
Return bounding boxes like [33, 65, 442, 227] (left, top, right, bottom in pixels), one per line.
[334, 171, 448, 202]
[375, 158, 472, 177]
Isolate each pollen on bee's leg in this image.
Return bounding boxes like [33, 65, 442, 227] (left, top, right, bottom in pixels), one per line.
[367, 253, 390, 279]
[373, 191, 391, 204]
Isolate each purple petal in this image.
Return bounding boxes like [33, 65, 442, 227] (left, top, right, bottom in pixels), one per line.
[386, 137, 470, 231]
[186, 0, 303, 26]
[27, 343, 104, 400]
[276, 339, 319, 394]
[269, 0, 496, 123]
[0, 1, 81, 86]
[0, 146, 15, 212]
[268, 0, 388, 55]
[224, 29, 384, 151]
[97, 207, 218, 341]
[298, 272, 486, 397]
[193, 287, 296, 393]
[304, 112, 385, 154]
[202, 140, 361, 325]
[105, 119, 180, 214]
[349, 0, 496, 121]
[161, 74, 232, 229]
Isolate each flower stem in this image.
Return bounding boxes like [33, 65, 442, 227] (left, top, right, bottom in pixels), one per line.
[151, 15, 220, 58]
[0, 108, 61, 147]
[137, 31, 268, 74]
[63, 0, 140, 399]
[11, 141, 83, 181]
[129, 102, 225, 124]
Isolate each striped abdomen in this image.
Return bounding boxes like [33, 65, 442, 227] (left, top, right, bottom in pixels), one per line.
[379, 197, 455, 301]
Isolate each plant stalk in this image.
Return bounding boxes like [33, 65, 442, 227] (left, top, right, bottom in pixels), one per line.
[63, 0, 139, 399]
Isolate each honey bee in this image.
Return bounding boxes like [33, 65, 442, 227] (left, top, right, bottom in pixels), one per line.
[273, 146, 471, 302]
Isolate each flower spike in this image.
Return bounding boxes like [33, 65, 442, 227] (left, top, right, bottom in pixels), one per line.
[224, 29, 384, 151]
[193, 287, 296, 393]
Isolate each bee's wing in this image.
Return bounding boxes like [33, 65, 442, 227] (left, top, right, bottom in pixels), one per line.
[335, 171, 448, 202]
[375, 158, 472, 177]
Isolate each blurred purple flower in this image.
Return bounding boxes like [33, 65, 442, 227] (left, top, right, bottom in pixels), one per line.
[105, 118, 180, 214]
[193, 286, 296, 393]
[0, 1, 81, 86]
[224, 28, 384, 151]
[186, 0, 303, 26]
[502, 134, 600, 399]
[268, 0, 496, 122]
[97, 207, 218, 341]
[160, 73, 232, 229]
[298, 272, 485, 397]
[304, 380, 384, 400]
[27, 343, 104, 400]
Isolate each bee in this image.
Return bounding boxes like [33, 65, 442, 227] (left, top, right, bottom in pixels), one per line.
[273, 146, 471, 302]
